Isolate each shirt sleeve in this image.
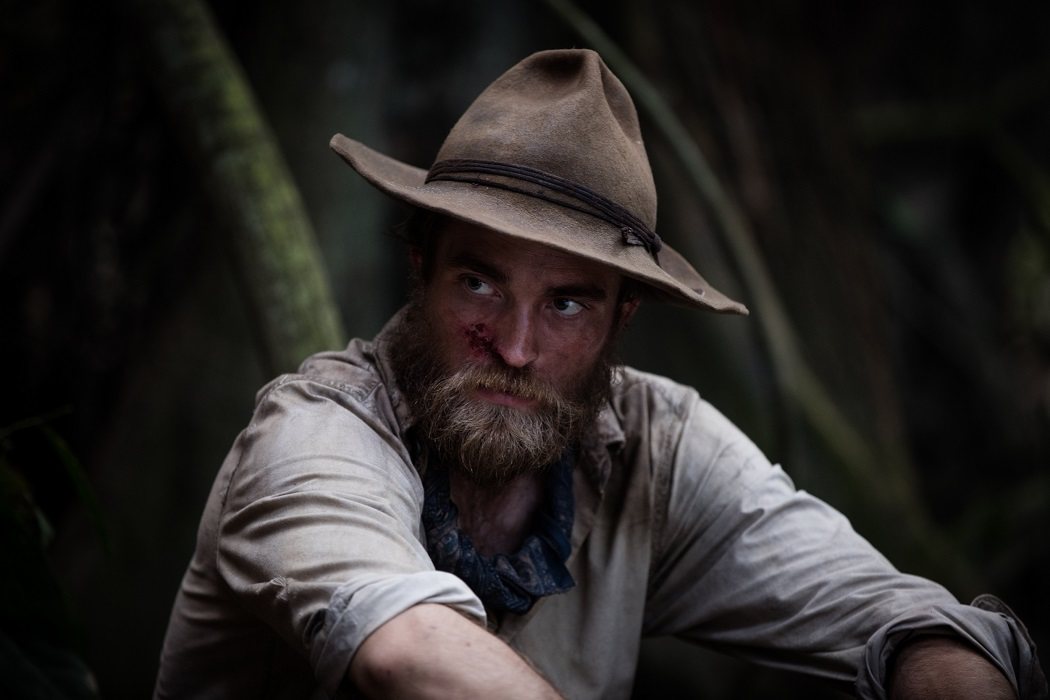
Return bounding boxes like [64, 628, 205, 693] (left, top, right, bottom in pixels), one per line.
[215, 377, 485, 696]
[642, 390, 1040, 697]
[856, 596, 1046, 698]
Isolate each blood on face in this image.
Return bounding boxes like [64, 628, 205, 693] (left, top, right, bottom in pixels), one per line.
[464, 322, 497, 358]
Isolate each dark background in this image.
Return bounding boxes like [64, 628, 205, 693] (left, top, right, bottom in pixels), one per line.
[2, 1, 1048, 697]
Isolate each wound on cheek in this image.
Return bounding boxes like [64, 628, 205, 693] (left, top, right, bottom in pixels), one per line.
[464, 323, 497, 357]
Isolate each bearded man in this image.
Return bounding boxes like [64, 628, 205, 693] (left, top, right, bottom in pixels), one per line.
[155, 50, 1045, 699]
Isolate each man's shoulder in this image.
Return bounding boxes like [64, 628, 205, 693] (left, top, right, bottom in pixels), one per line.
[285, 337, 382, 397]
[609, 366, 703, 420]
[250, 336, 401, 429]
[228, 336, 413, 475]
[605, 366, 746, 452]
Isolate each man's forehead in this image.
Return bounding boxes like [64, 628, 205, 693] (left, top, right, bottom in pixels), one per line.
[434, 219, 626, 289]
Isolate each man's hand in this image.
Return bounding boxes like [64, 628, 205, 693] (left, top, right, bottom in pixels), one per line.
[349, 604, 563, 699]
[889, 636, 1016, 700]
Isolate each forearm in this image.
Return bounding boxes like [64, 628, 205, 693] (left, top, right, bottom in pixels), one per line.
[889, 636, 1016, 700]
[349, 604, 562, 699]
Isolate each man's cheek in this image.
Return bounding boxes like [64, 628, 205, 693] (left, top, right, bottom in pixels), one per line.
[464, 322, 497, 358]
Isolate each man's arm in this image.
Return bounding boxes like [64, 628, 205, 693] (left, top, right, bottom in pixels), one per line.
[214, 379, 488, 695]
[350, 604, 562, 699]
[889, 637, 1015, 700]
[637, 389, 1040, 696]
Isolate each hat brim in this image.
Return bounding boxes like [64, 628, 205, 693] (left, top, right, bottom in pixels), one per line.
[330, 134, 748, 315]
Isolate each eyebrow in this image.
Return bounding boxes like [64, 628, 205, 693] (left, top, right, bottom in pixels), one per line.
[449, 252, 610, 302]
[548, 283, 608, 302]
[449, 252, 507, 285]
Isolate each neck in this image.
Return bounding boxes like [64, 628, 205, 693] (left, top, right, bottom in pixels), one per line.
[448, 468, 546, 557]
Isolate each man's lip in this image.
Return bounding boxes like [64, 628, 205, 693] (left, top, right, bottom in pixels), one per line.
[473, 387, 538, 409]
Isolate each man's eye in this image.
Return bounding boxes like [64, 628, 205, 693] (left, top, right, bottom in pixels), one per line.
[552, 299, 584, 317]
[463, 276, 495, 296]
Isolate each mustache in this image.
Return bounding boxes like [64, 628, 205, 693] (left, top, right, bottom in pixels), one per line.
[452, 364, 562, 406]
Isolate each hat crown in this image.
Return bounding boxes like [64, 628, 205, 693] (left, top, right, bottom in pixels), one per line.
[434, 49, 657, 229]
[328, 49, 749, 314]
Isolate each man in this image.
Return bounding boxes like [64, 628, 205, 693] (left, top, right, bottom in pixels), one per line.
[155, 50, 1045, 698]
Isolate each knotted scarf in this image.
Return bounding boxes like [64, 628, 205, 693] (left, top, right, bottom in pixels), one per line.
[421, 451, 576, 615]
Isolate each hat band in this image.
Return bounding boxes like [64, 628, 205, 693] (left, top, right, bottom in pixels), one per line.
[426, 159, 662, 257]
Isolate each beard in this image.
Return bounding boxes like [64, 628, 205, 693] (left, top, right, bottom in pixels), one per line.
[388, 299, 616, 486]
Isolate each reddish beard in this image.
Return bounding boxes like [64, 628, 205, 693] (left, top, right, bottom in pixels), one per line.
[388, 301, 615, 485]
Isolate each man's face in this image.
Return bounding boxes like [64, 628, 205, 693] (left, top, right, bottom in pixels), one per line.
[390, 218, 636, 484]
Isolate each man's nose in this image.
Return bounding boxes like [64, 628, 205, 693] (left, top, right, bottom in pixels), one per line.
[495, 307, 539, 368]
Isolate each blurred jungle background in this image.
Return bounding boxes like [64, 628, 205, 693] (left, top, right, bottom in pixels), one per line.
[2, 0, 1048, 697]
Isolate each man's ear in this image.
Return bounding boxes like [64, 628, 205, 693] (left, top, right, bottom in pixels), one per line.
[617, 298, 641, 332]
[408, 246, 423, 276]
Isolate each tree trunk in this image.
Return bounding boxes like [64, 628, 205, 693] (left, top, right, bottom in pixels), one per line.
[124, 0, 346, 374]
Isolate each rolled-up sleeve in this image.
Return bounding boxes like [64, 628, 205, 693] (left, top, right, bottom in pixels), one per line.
[215, 378, 485, 696]
[856, 599, 1045, 699]
[643, 391, 1041, 697]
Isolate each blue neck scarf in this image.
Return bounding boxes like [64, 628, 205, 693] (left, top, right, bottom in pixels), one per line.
[421, 450, 576, 615]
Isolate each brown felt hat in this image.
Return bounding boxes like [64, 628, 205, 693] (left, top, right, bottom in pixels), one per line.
[330, 49, 747, 314]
